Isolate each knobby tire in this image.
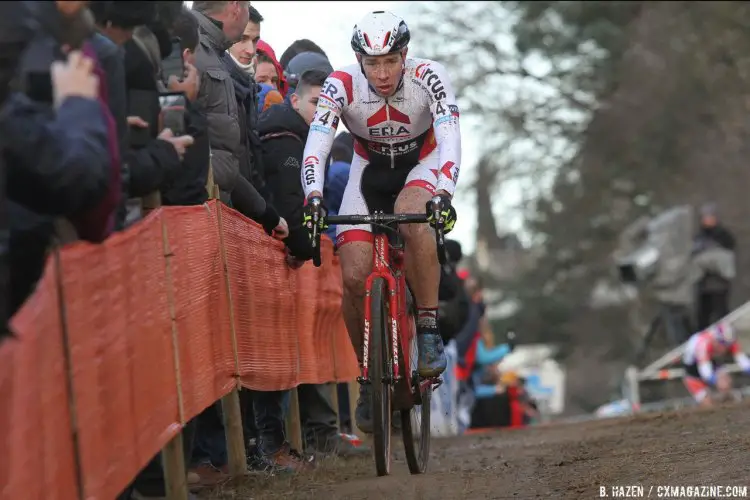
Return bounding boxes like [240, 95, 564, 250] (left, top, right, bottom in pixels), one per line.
[370, 277, 392, 476]
[400, 287, 431, 474]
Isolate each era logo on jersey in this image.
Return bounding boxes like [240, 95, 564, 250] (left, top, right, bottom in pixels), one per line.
[415, 63, 447, 101]
[367, 104, 411, 138]
[303, 155, 319, 185]
[321, 82, 346, 109]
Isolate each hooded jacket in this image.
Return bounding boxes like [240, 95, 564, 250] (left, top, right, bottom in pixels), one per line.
[257, 101, 313, 260]
[256, 39, 288, 97]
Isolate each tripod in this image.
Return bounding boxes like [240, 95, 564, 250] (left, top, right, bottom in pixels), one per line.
[632, 302, 693, 368]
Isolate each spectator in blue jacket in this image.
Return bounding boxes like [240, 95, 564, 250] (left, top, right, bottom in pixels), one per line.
[323, 132, 354, 240]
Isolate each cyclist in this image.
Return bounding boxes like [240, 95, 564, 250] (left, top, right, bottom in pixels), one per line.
[300, 11, 461, 433]
[682, 321, 750, 407]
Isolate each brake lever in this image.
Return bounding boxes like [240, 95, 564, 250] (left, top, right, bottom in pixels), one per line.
[431, 199, 447, 265]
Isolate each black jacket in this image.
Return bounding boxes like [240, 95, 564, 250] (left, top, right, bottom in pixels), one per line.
[222, 54, 268, 198]
[160, 100, 209, 206]
[122, 35, 182, 198]
[257, 101, 312, 260]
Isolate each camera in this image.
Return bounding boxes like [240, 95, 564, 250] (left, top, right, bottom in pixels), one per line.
[614, 206, 694, 286]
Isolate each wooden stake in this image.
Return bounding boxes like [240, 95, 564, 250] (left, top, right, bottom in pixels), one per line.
[162, 433, 188, 500]
[159, 214, 189, 500]
[214, 178, 247, 476]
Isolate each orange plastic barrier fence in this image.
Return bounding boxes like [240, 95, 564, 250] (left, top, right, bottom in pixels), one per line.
[1, 200, 359, 500]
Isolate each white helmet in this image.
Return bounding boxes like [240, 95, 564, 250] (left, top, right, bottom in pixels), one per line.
[351, 11, 410, 57]
[710, 321, 735, 345]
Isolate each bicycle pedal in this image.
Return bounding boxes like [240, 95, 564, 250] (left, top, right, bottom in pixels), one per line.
[356, 376, 371, 385]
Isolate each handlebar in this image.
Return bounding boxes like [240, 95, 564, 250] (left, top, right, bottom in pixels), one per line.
[310, 205, 448, 267]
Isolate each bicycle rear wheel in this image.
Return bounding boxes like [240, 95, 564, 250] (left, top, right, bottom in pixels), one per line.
[400, 290, 431, 474]
[370, 277, 392, 476]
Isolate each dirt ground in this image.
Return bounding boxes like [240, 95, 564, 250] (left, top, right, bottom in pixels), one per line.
[206, 400, 750, 499]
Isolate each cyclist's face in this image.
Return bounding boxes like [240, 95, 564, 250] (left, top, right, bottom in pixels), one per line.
[714, 341, 728, 355]
[361, 53, 404, 96]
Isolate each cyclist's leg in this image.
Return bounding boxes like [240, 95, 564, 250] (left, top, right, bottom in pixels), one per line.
[335, 154, 375, 432]
[683, 375, 712, 407]
[394, 150, 447, 377]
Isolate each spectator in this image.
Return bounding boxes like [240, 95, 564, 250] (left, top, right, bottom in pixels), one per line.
[258, 70, 329, 263]
[0, 0, 41, 336]
[256, 70, 368, 458]
[279, 38, 328, 71]
[285, 52, 333, 94]
[190, 1, 286, 238]
[693, 202, 736, 329]
[226, 5, 262, 77]
[223, 5, 271, 208]
[254, 69, 348, 462]
[190, 0, 247, 202]
[161, 9, 209, 206]
[254, 43, 285, 113]
[90, 1, 193, 229]
[453, 273, 514, 432]
[323, 132, 353, 240]
[5, 2, 118, 315]
[255, 40, 287, 96]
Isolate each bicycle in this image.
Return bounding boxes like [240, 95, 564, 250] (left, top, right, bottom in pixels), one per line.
[309, 199, 448, 476]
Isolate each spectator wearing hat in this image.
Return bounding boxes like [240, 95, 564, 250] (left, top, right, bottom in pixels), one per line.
[285, 52, 333, 94]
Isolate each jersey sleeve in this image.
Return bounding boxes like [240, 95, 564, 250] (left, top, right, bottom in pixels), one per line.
[695, 338, 716, 383]
[732, 345, 750, 373]
[301, 70, 352, 199]
[421, 61, 462, 196]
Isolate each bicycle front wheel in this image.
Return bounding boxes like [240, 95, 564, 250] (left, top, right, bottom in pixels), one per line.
[370, 277, 392, 476]
[400, 291, 431, 474]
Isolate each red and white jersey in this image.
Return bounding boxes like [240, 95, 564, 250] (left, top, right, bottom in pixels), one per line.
[682, 329, 750, 382]
[683, 330, 740, 366]
[301, 57, 462, 198]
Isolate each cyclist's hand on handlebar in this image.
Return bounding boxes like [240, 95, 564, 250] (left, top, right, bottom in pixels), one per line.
[303, 195, 329, 239]
[426, 193, 457, 234]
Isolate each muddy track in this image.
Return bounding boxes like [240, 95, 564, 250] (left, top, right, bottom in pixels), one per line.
[207, 401, 750, 499]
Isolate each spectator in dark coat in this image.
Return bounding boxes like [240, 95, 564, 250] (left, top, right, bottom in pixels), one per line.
[4, 1, 117, 315]
[693, 202, 737, 329]
[257, 70, 368, 459]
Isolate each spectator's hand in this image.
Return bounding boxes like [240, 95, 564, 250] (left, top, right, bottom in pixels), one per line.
[158, 128, 194, 159]
[272, 217, 289, 240]
[127, 116, 149, 128]
[286, 251, 305, 270]
[167, 62, 199, 102]
[51, 50, 99, 108]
